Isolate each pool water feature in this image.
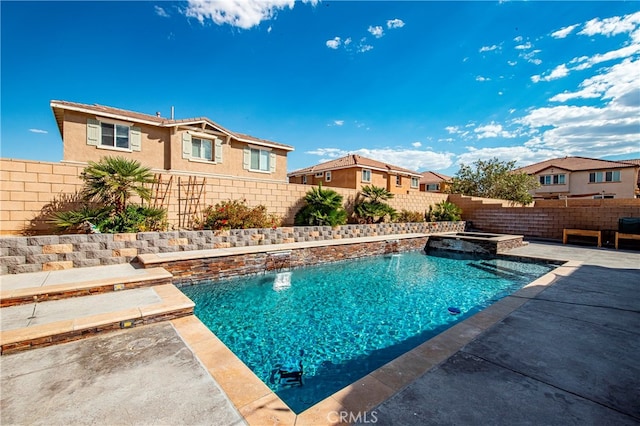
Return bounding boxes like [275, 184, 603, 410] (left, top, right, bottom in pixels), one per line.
[181, 251, 555, 413]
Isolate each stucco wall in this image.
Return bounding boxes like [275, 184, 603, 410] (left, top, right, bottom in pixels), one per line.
[532, 167, 638, 199]
[63, 110, 169, 169]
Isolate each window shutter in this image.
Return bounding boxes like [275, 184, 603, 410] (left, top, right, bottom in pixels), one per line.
[270, 152, 276, 173]
[243, 147, 251, 170]
[214, 139, 223, 163]
[182, 133, 191, 159]
[130, 127, 141, 151]
[87, 118, 100, 146]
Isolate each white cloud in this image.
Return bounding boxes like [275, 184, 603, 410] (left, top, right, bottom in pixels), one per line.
[368, 25, 384, 38]
[514, 36, 523, 43]
[267, 26, 272, 33]
[155, 5, 170, 18]
[358, 43, 373, 53]
[412, 141, 422, 147]
[507, 60, 517, 66]
[515, 41, 532, 50]
[326, 37, 341, 49]
[334, 120, 344, 126]
[184, 0, 317, 29]
[579, 11, 640, 37]
[551, 24, 579, 39]
[387, 18, 405, 29]
[474, 123, 516, 139]
[29, 128, 48, 134]
[476, 76, 490, 82]
[479, 45, 499, 53]
[344, 37, 352, 46]
[457, 146, 563, 169]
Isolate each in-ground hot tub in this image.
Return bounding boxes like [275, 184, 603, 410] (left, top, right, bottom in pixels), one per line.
[427, 232, 526, 254]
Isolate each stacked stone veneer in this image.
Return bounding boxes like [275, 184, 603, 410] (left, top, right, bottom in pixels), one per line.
[427, 235, 525, 255]
[0, 222, 464, 275]
[163, 237, 430, 285]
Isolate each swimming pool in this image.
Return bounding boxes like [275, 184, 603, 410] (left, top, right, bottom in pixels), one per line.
[181, 250, 556, 413]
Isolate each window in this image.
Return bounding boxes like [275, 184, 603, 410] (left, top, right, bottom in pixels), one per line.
[426, 184, 440, 191]
[315, 172, 324, 178]
[251, 148, 270, 171]
[362, 169, 371, 182]
[593, 194, 614, 199]
[100, 123, 130, 149]
[302, 175, 307, 184]
[191, 138, 212, 160]
[539, 174, 566, 185]
[589, 170, 620, 183]
[243, 146, 275, 173]
[411, 177, 419, 188]
[325, 171, 332, 182]
[182, 133, 221, 163]
[395, 175, 402, 186]
[87, 118, 141, 152]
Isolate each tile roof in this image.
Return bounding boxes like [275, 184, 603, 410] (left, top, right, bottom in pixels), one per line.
[287, 154, 422, 177]
[419, 171, 452, 184]
[515, 156, 638, 174]
[50, 100, 293, 151]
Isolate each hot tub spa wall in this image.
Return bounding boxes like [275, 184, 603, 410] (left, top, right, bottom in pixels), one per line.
[0, 222, 464, 275]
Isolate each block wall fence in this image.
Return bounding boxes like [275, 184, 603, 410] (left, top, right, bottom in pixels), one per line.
[0, 158, 448, 236]
[448, 194, 640, 241]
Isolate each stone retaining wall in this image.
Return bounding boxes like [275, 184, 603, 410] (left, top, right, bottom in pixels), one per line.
[0, 222, 464, 274]
[165, 237, 429, 285]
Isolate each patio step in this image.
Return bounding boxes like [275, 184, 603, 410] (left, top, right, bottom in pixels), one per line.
[0, 263, 195, 355]
[0, 283, 194, 355]
[0, 264, 173, 307]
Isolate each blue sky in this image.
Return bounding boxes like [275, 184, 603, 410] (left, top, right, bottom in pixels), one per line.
[1, 1, 639, 176]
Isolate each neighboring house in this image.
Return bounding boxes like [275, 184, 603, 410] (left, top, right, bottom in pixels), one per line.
[287, 154, 422, 194]
[50, 100, 294, 182]
[516, 156, 640, 199]
[420, 171, 451, 193]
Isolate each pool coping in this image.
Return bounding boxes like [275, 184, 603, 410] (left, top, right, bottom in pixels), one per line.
[170, 255, 580, 425]
[138, 233, 437, 266]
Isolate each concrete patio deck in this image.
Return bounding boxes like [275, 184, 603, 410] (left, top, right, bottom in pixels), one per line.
[1, 241, 638, 425]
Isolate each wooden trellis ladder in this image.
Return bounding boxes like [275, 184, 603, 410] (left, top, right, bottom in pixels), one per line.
[150, 173, 173, 209]
[177, 176, 207, 229]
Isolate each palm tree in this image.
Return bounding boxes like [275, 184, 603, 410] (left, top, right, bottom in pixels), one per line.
[81, 156, 155, 214]
[294, 184, 347, 226]
[354, 185, 397, 223]
[360, 185, 393, 203]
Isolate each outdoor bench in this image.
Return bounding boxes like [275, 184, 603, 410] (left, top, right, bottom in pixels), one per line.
[562, 229, 601, 247]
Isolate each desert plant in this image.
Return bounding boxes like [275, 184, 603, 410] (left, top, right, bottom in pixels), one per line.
[396, 210, 425, 223]
[427, 201, 462, 222]
[81, 156, 155, 214]
[353, 185, 397, 223]
[200, 199, 281, 230]
[51, 205, 167, 233]
[294, 185, 348, 227]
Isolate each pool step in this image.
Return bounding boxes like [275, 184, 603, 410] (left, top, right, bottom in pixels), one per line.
[0, 264, 173, 307]
[0, 283, 193, 355]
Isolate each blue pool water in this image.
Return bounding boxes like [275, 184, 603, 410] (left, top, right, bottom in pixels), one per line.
[181, 251, 556, 413]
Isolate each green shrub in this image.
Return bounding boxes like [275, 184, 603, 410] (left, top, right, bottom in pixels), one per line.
[426, 201, 462, 222]
[51, 205, 167, 233]
[200, 199, 281, 230]
[294, 185, 348, 227]
[396, 210, 425, 223]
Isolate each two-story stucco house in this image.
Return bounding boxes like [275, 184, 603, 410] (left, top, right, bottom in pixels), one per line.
[516, 156, 640, 199]
[419, 171, 452, 193]
[287, 154, 422, 194]
[50, 100, 294, 182]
